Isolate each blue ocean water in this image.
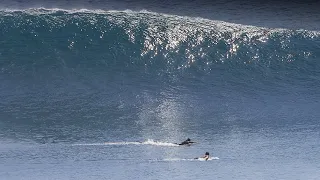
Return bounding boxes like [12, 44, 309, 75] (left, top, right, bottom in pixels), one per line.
[0, 1, 320, 179]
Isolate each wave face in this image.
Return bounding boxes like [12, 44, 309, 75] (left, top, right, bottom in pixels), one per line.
[1, 9, 319, 83]
[0, 8, 320, 143]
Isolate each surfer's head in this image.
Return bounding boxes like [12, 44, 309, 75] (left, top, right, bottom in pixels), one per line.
[205, 152, 209, 156]
[187, 138, 191, 141]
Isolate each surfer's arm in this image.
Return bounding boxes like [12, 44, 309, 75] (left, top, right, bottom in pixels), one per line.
[203, 155, 209, 160]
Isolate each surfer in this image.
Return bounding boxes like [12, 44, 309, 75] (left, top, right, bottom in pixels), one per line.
[202, 152, 210, 161]
[195, 152, 210, 161]
[178, 138, 195, 146]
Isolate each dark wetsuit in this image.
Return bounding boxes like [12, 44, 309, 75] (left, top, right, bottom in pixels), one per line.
[178, 140, 190, 145]
[178, 140, 195, 145]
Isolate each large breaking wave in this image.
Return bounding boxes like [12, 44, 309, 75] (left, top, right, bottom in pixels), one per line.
[0, 8, 319, 78]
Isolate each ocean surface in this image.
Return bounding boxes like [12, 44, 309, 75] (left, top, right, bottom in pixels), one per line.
[1, 1, 320, 179]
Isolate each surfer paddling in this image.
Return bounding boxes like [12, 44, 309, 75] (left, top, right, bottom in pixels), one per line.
[176, 138, 196, 146]
[195, 152, 210, 161]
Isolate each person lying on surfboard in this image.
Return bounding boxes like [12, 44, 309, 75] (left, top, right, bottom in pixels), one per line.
[177, 138, 196, 146]
[194, 152, 210, 161]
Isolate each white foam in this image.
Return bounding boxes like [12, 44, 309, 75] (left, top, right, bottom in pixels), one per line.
[140, 139, 179, 147]
[72, 139, 179, 147]
[158, 157, 219, 162]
